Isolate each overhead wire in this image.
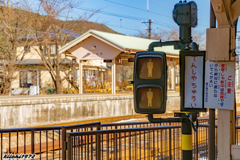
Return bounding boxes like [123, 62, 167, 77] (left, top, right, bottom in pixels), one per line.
[150, 0, 210, 21]
[74, 6, 177, 29]
[105, 0, 208, 27]
[45, 0, 176, 27]
[0, 4, 140, 33]
[45, 0, 178, 30]
[0, 1, 189, 34]
[30, 0, 155, 32]
[104, 0, 172, 18]
[107, 24, 138, 31]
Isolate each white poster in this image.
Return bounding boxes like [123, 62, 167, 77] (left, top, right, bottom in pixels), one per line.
[204, 61, 235, 110]
[184, 56, 204, 108]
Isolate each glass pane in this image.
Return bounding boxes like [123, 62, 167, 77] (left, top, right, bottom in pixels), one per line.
[27, 71, 32, 83]
[82, 63, 112, 93]
[51, 45, 56, 54]
[137, 87, 162, 109]
[116, 65, 133, 93]
[137, 57, 162, 79]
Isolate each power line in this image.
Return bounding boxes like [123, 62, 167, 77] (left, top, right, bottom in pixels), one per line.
[0, 2, 176, 35]
[77, 6, 144, 21]
[107, 24, 137, 31]
[104, 0, 171, 18]
[31, 0, 174, 33]
[105, 0, 208, 27]
[150, 0, 173, 8]
[150, 0, 209, 20]
[0, 3, 142, 32]
[45, 0, 179, 30]
[76, 6, 178, 28]
[153, 22, 177, 29]
[45, 0, 147, 23]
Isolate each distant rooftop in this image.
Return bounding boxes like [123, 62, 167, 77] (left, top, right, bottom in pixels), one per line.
[18, 28, 81, 40]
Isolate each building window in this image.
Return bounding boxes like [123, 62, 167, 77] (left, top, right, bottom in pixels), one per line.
[20, 70, 38, 88]
[167, 62, 176, 91]
[44, 44, 57, 55]
[50, 44, 56, 54]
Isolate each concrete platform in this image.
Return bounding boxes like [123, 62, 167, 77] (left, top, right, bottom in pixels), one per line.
[0, 92, 180, 128]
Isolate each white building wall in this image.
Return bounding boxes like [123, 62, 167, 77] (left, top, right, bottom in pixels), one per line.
[12, 71, 19, 88]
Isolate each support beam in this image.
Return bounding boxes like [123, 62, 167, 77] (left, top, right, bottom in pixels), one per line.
[231, 0, 240, 23]
[112, 59, 116, 94]
[79, 59, 83, 94]
[211, 0, 232, 27]
[222, 0, 234, 26]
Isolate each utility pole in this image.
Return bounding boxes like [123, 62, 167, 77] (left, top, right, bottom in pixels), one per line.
[142, 19, 153, 39]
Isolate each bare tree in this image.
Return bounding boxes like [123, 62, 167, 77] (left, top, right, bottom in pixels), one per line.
[133, 29, 179, 41]
[23, 0, 99, 94]
[0, 1, 34, 95]
[134, 28, 206, 49]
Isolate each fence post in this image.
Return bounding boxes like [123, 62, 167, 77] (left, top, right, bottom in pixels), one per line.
[114, 126, 117, 160]
[31, 130, 34, 154]
[62, 127, 66, 160]
[169, 128, 172, 160]
[96, 124, 101, 160]
[68, 134, 72, 160]
[196, 127, 198, 160]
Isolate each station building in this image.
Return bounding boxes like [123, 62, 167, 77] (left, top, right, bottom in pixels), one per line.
[59, 30, 180, 94]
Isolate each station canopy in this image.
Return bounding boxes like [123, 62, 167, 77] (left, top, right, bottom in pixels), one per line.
[59, 29, 179, 60]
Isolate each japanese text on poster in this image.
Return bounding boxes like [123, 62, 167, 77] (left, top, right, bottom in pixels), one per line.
[204, 61, 234, 110]
[184, 56, 204, 108]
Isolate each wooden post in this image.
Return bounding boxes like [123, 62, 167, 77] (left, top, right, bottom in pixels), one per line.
[112, 59, 116, 94]
[208, 4, 216, 160]
[218, 109, 235, 160]
[79, 59, 83, 94]
[206, 27, 236, 160]
[207, 2, 236, 157]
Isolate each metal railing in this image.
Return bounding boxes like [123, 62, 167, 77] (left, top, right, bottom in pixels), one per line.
[0, 121, 183, 160]
[67, 123, 215, 160]
[67, 125, 181, 160]
[0, 117, 238, 160]
[0, 122, 102, 160]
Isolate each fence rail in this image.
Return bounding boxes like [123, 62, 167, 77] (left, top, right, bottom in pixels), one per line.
[0, 117, 239, 160]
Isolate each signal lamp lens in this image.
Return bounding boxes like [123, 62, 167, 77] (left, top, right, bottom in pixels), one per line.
[136, 87, 162, 109]
[137, 57, 162, 79]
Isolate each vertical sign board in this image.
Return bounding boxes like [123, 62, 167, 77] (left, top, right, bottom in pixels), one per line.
[180, 51, 206, 112]
[204, 61, 235, 110]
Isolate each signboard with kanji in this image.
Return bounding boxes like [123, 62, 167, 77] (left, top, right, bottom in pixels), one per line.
[184, 56, 204, 108]
[204, 61, 235, 110]
[180, 51, 206, 112]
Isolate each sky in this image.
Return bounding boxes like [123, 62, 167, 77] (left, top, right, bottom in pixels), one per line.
[25, 0, 239, 52]
[70, 0, 239, 37]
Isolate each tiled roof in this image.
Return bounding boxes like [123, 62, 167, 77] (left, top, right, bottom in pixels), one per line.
[18, 28, 81, 40]
[15, 58, 75, 65]
[59, 30, 179, 55]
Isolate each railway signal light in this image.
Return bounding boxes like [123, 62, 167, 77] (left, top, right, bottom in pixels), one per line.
[173, 1, 198, 28]
[133, 51, 167, 114]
